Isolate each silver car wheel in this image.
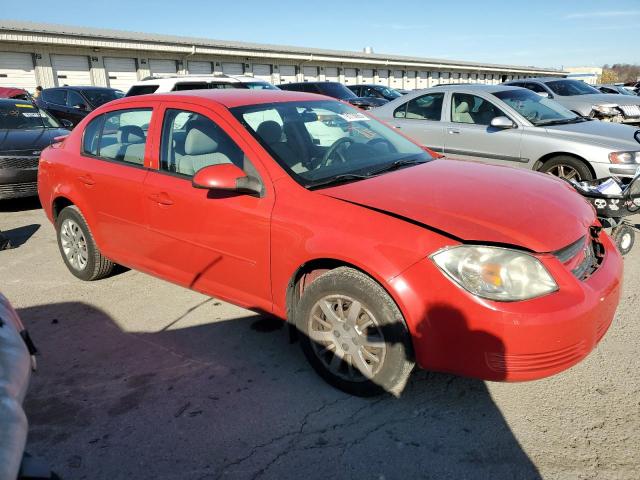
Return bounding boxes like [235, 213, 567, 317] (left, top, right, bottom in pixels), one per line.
[308, 295, 387, 381]
[60, 219, 89, 271]
[547, 164, 581, 181]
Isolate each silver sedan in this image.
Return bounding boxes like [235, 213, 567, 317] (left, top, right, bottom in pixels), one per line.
[372, 84, 640, 181]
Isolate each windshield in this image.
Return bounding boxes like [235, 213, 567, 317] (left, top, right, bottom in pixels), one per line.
[0, 101, 60, 129]
[317, 83, 358, 100]
[545, 80, 601, 96]
[244, 82, 279, 90]
[494, 89, 578, 125]
[231, 100, 431, 188]
[81, 88, 121, 107]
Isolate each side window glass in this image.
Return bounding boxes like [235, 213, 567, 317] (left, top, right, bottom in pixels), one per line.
[160, 109, 249, 177]
[393, 103, 408, 118]
[44, 89, 66, 106]
[66, 91, 85, 108]
[524, 83, 547, 94]
[404, 93, 444, 120]
[82, 115, 104, 156]
[98, 109, 152, 165]
[452, 94, 506, 126]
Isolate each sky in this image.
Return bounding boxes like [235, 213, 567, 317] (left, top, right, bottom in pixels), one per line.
[3, 0, 639, 69]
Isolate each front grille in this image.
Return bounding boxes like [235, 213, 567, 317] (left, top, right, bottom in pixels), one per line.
[0, 156, 39, 170]
[553, 227, 604, 281]
[0, 182, 38, 199]
[620, 105, 640, 118]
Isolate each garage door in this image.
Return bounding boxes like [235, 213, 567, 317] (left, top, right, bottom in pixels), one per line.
[104, 57, 138, 92]
[405, 71, 417, 90]
[325, 67, 338, 82]
[51, 55, 91, 87]
[0, 52, 36, 90]
[253, 64, 271, 82]
[188, 61, 212, 75]
[149, 59, 177, 75]
[222, 63, 244, 75]
[279, 65, 296, 84]
[377, 69, 389, 86]
[417, 71, 429, 89]
[361, 69, 374, 83]
[391, 70, 403, 89]
[303, 66, 318, 82]
[344, 68, 357, 85]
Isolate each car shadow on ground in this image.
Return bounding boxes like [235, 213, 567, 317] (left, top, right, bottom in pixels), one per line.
[0, 197, 42, 213]
[18, 301, 541, 480]
[0, 223, 40, 248]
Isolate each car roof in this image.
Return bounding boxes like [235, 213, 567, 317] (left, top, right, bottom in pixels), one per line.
[103, 89, 332, 109]
[420, 84, 524, 94]
[44, 86, 118, 91]
[132, 74, 264, 84]
[507, 77, 567, 83]
[282, 81, 341, 87]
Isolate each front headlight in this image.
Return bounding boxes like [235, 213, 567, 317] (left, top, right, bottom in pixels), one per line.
[431, 246, 558, 301]
[609, 151, 640, 164]
[592, 104, 619, 116]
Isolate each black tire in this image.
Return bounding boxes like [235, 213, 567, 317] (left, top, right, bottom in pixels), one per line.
[538, 155, 593, 181]
[612, 225, 635, 256]
[296, 267, 414, 397]
[56, 205, 115, 281]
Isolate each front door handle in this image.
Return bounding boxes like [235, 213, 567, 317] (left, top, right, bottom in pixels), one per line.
[78, 174, 95, 186]
[148, 192, 174, 206]
[393, 125, 402, 129]
[448, 129, 461, 135]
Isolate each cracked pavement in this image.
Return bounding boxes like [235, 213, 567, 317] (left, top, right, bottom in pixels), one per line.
[1, 199, 639, 479]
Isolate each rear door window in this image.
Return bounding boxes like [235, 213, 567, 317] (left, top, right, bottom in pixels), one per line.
[66, 91, 85, 108]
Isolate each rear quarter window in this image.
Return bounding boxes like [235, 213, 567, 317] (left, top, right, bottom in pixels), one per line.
[82, 115, 104, 155]
[126, 85, 159, 97]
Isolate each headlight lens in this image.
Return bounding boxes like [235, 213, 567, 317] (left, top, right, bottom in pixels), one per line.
[609, 151, 640, 164]
[592, 104, 619, 116]
[431, 246, 558, 301]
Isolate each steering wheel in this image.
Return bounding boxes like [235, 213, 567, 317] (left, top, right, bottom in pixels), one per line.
[321, 137, 355, 167]
[524, 110, 539, 123]
[367, 137, 397, 153]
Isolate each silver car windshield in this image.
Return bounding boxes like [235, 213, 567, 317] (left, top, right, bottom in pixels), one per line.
[494, 89, 579, 126]
[232, 100, 431, 188]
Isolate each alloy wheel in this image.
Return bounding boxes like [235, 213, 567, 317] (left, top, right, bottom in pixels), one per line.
[60, 219, 89, 271]
[308, 295, 387, 381]
[546, 164, 582, 181]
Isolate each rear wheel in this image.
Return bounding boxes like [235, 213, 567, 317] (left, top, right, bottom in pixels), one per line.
[538, 155, 593, 181]
[296, 267, 414, 397]
[56, 206, 115, 281]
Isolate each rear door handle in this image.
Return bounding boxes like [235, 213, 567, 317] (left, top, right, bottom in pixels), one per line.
[448, 129, 461, 135]
[78, 174, 95, 186]
[148, 192, 174, 206]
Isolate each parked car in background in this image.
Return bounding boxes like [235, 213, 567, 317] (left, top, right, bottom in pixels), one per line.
[125, 74, 278, 97]
[347, 84, 403, 101]
[36, 86, 123, 127]
[0, 98, 70, 199]
[596, 84, 639, 96]
[505, 78, 640, 124]
[373, 84, 640, 181]
[278, 82, 387, 109]
[38, 89, 622, 397]
[0, 87, 31, 100]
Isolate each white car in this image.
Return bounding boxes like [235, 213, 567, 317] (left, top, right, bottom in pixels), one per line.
[125, 74, 278, 96]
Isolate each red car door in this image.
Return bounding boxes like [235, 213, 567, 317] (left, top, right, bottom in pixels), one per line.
[142, 101, 275, 311]
[74, 106, 158, 268]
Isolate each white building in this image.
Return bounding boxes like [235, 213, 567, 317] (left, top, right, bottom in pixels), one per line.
[564, 67, 603, 85]
[0, 20, 565, 93]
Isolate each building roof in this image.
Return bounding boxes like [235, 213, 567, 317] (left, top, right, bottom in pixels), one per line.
[0, 20, 563, 75]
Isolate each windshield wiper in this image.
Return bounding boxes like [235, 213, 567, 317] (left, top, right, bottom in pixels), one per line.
[536, 117, 586, 126]
[367, 158, 428, 176]
[306, 173, 371, 189]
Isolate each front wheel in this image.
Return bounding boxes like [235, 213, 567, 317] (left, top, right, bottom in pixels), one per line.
[538, 155, 593, 181]
[56, 205, 115, 281]
[296, 267, 414, 397]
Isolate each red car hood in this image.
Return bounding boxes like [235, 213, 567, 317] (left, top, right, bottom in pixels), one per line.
[320, 159, 595, 253]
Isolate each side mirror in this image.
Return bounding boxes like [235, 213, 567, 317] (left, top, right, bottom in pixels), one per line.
[490, 116, 516, 129]
[73, 104, 88, 111]
[536, 91, 551, 99]
[192, 163, 262, 196]
[60, 119, 74, 128]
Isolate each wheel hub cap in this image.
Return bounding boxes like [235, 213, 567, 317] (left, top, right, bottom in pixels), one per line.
[60, 219, 88, 271]
[308, 295, 386, 381]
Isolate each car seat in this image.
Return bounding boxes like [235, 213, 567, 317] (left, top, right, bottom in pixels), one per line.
[176, 124, 232, 176]
[452, 98, 473, 123]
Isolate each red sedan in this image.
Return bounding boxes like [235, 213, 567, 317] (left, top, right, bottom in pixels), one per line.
[38, 90, 622, 396]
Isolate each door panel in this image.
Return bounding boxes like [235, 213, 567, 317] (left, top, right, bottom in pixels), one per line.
[144, 103, 274, 309]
